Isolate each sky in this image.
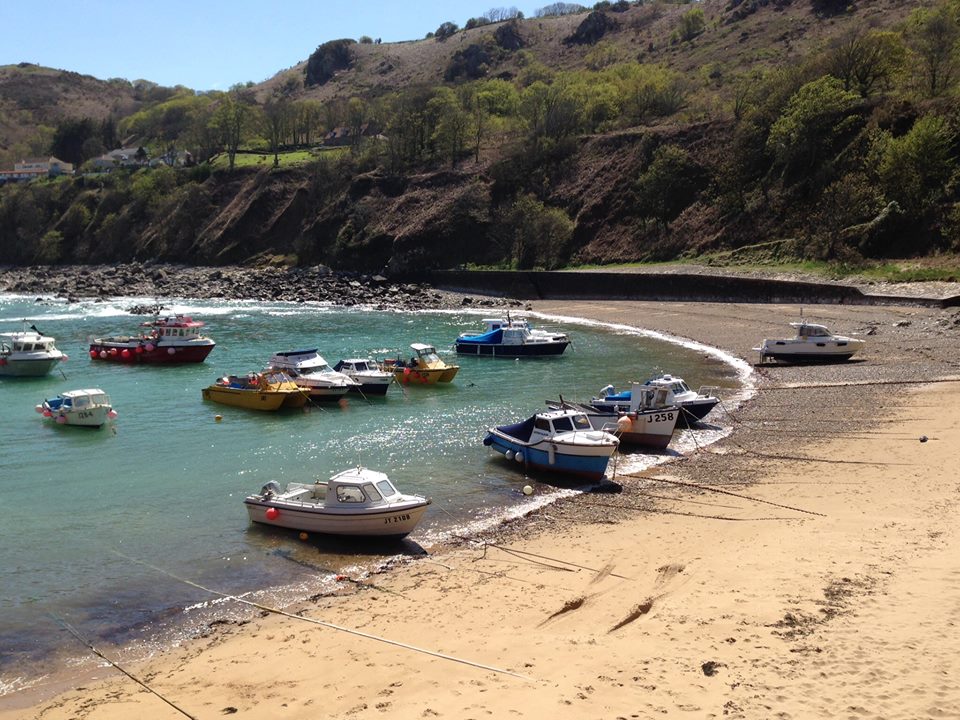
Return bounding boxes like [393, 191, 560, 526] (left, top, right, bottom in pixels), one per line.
[2, 0, 546, 92]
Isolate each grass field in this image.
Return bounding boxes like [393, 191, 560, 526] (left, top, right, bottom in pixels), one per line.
[210, 147, 348, 169]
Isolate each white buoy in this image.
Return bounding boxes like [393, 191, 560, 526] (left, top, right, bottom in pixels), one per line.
[522, 485, 534, 496]
[515, 451, 524, 463]
[505, 449, 515, 460]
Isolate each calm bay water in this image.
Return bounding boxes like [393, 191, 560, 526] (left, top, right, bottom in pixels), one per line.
[0, 293, 748, 693]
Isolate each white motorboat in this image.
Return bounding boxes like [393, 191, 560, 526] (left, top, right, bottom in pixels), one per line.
[593, 374, 720, 424]
[483, 406, 619, 481]
[455, 316, 570, 357]
[755, 321, 864, 363]
[332, 358, 393, 396]
[0, 324, 66, 377]
[551, 384, 680, 449]
[244, 466, 430, 537]
[36, 389, 117, 428]
[267, 349, 358, 400]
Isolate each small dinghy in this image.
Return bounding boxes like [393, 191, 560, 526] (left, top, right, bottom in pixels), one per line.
[244, 466, 430, 537]
[37, 389, 117, 428]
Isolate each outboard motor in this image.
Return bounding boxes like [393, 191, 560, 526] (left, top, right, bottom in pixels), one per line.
[259, 481, 282, 497]
[599, 384, 615, 398]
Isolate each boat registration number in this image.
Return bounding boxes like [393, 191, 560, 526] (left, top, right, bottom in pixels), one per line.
[77, 411, 94, 419]
[647, 413, 674, 423]
[385, 514, 410, 524]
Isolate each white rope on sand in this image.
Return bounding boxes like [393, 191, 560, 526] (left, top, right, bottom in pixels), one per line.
[113, 551, 531, 681]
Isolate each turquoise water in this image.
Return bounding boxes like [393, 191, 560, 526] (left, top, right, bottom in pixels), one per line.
[0, 294, 746, 692]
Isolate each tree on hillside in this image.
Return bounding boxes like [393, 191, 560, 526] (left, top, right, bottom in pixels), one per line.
[876, 114, 956, 219]
[483, 7, 523, 22]
[435, 22, 459, 41]
[305, 39, 356, 86]
[294, 99, 323, 146]
[212, 89, 255, 171]
[766, 75, 860, 181]
[675, 7, 706, 43]
[262, 95, 293, 167]
[50, 118, 98, 165]
[827, 29, 906, 98]
[427, 88, 468, 167]
[347, 97, 368, 154]
[907, 2, 960, 97]
[534, 3, 585, 18]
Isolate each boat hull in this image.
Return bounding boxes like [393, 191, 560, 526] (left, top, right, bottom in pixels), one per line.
[759, 350, 857, 363]
[244, 499, 429, 537]
[394, 366, 458, 384]
[202, 386, 295, 411]
[579, 408, 678, 449]
[90, 341, 215, 364]
[349, 378, 391, 395]
[454, 341, 569, 357]
[485, 433, 613, 481]
[45, 407, 112, 428]
[0, 356, 62, 377]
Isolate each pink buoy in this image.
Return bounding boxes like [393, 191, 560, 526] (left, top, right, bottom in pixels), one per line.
[167, 347, 176, 355]
[34, 405, 44, 414]
[135, 345, 144, 354]
[265, 507, 280, 521]
[61, 354, 68, 362]
[42, 409, 53, 417]
[107, 409, 118, 420]
[89, 349, 98, 359]
[145, 343, 155, 352]
[120, 349, 131, 359]
[109, 347, 118, 356]
[55, 415, 67, 424]
[99, 350, 107, 359]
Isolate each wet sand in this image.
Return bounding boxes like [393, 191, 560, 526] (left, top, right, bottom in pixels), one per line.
[3, 298, 960, 719]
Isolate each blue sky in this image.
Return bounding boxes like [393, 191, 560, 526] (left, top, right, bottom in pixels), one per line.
[2, 1, 544, 91]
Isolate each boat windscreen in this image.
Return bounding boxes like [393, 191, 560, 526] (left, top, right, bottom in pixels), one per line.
[376, 480, 397, 497]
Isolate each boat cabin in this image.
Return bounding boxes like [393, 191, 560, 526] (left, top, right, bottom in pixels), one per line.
[48, 389, 111, 410]
[269, 349, 334, 374]
[269, 468, 404, 507]
[791, 322, 833, 339]
[335, 359, 374, 373]
[143, 315, 207, 340]
[645, 375, 692, 397]
[410, 343, 443, 365]
[1, 332, 57, 354]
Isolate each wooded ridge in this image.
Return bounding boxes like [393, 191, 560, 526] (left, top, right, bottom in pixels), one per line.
[1, 0, 957, 273]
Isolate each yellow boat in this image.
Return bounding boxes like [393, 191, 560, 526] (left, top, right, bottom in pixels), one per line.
[384, 343, 459, 385]
[201, 371, 308, 411]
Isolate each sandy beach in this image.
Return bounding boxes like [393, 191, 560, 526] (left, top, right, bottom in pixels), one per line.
[4, 298, 960, 719]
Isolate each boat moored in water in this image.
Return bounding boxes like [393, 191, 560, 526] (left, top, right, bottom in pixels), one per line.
[202, 371, 308, 411]
[0, 324, 66, 377]
[90, 315, 215, 364]
[455, 316, 570, 357]
[332, 358, 393, 396]
[244, 466, 430, 537]
[483, 406, 619, 481]
[755, 321, 864, 363]
[36, 388, 117, 428]
[267, 349, 357, 400]
[382, 343, 459, 385]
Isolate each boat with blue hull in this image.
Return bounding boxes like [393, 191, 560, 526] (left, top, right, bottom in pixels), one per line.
[456, 316, 569, 357]
[592, 375, 720, 425]
[483, 407, 619, 481]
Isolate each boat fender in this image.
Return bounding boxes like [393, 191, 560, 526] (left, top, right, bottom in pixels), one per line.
[514, 451, 524, 464]
[617, 415, 633, 433]
[505, 449, 514, 460]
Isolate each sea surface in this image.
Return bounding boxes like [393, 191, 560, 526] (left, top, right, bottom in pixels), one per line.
[0, 293, 751, 696]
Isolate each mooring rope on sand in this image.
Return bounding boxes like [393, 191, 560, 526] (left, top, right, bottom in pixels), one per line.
[112, 550, 530, 681]
[49, 613, 198, 720]
[618, 473, 827, 517]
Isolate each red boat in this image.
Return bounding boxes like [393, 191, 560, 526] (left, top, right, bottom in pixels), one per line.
[89, 315, 216, 364]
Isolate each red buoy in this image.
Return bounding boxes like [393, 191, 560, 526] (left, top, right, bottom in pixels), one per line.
[265, 507, 280, 521]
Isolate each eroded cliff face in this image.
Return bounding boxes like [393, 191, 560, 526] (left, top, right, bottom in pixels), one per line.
[3, 122, 758, 271]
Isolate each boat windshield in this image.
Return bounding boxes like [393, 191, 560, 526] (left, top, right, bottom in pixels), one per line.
[299, 364, 332, 375]
[364, 484, 383, 502]
[353, 361, 369, 371]
[336, 485, 366, 503]
[571, 414, 591, 431]
[376, 479, 397, 497]
[418, 351, 441, 364]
